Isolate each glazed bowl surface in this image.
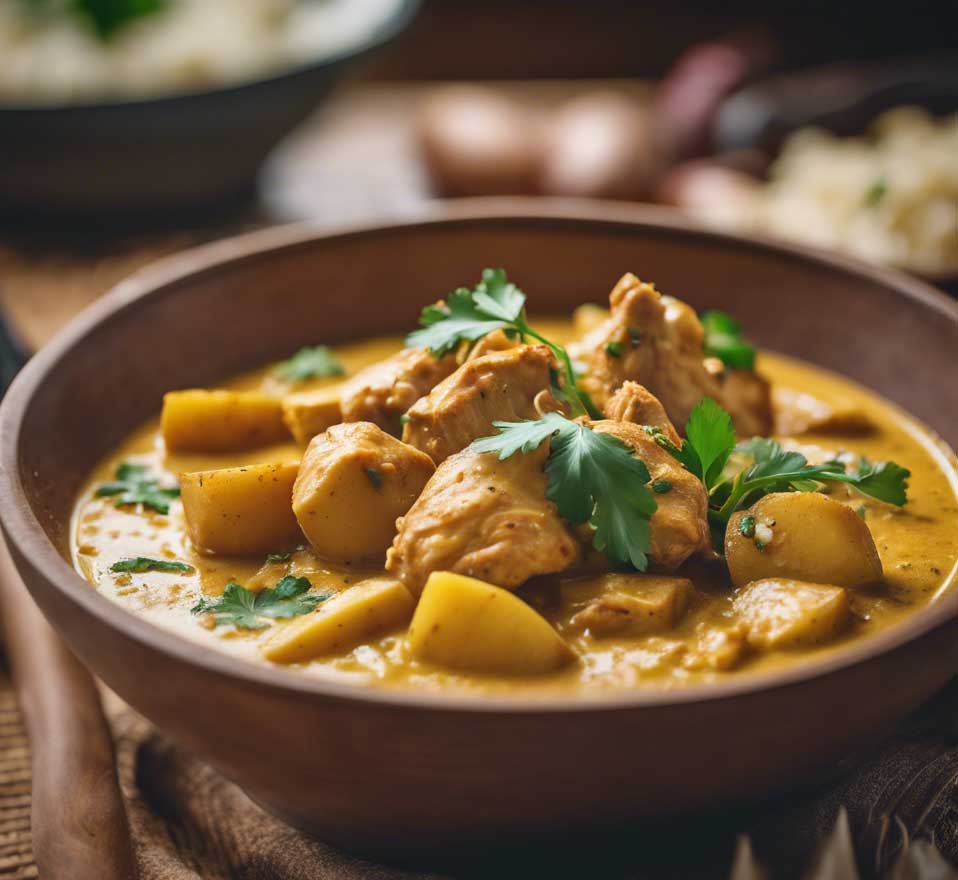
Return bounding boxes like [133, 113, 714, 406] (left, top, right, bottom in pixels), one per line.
[1, 201, 956, 856]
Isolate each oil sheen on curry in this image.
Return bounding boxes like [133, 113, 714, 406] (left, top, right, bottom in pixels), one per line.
[72, 271, 958, 695]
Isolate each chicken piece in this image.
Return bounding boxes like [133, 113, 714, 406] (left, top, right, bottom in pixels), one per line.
[565, 573, 692, 637]
[773, 387, 874, 436]
[716, 367, 773, 439]
[590, 419, 711, 570]
[603, 381, 681, 445]
[569, 273, 772, 435]
[733, 579, 850, 650]
[386, 444, 579, 594]
[338, 347, 458, 437]
[466, 328, 520, 359]
[402, 345, 561, 464]
[293, 422, 435, 563]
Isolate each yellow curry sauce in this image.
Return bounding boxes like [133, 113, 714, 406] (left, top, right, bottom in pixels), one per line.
[71, 321, 958, 696]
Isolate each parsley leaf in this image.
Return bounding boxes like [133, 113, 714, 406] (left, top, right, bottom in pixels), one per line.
[110, 557, 193, 574]
[700, 311, 756, 371]
[275, 346, 344, 383]
[407, 269, 597, 418]
[470, 415, 657, 570]
[95, 462, 180, 514]
[21, 0, 167, 40]
[191, 577, 327, 631]
[864, 178, 888, 207]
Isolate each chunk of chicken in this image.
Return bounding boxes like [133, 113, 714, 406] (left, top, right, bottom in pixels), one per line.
[386, 444, 579, 594]
[293, 422, 435, 563]
[708, 363, 773, 440]
[402, 344, 561, 464]
[590, 419, 711, 570]
[569, 273, 772, 435]
[338, 347, 458, 437]
[603, 381, 681, 445]
[565, 573, 693, 637]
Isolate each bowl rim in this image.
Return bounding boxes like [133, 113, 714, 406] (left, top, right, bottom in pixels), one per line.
[1, 198, 956, 715]
[0, 0, 420, 114]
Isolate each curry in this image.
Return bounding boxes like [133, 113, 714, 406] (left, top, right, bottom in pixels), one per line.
[71, 272, 958, 696]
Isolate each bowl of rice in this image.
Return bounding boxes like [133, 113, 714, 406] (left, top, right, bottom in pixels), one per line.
[0, 0, 419, 214]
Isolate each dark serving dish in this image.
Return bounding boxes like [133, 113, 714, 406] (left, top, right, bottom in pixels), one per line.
[0, 201, 955, 859]
[0, 0, 419, 216]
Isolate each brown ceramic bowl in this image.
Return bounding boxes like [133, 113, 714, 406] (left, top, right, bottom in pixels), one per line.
[1, 201, 956, 859]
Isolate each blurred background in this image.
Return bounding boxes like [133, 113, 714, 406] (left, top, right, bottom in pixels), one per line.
[0, 0, 956, 352]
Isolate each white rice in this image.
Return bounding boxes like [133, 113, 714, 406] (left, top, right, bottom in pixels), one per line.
[0, 0, 403, 102]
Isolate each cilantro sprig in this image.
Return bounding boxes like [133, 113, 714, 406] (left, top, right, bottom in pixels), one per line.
[701, 311, 756, 371]
[655, 399, 910, 542]
[110, 557, 193, 574]
[407, 269, 598, 418]
[191, 577, 327, 631]
[21, 0, 167, 40]
[275, 346, 344, 383]
[95, 462, 180, 515]
[471, 413, 657, 570]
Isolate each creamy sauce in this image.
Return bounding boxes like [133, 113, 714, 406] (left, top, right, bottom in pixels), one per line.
[71, 321, 958, 696]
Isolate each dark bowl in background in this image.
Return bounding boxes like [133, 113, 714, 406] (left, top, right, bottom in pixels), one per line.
[0, 0, 419, 217]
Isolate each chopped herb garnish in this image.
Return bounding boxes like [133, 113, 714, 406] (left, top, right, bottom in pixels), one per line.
[191, 576, 326, 630]
[738, 515, 756, 538]
[652, 479, 673, 494]
[21, 0, 168, 40]
[471, 413, 657, 570]
[110, 557, 193, 574]
[605, 341, 623, 358]
[754, 539, 767, 551]
[627, 327, 642, 346]
[864, 178, 888, 207]
[365, 467, 383, 490]
[700, 311, 757, 371]
[399, 413, 411, 427]
[407, 269, 598, 418]
[275, 346, 344, 383]
[95, 462, 180, 514]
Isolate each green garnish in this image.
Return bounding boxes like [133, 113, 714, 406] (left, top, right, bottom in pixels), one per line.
[652, 480, 673, 494]
[399, 413, 411, 427]
[365, 467, 383, 489]
[738, 515, 756, 538]
[605, 341, 623, 358]
[407, 269, 598, 418]
[110, 557, 193, 574]
[275, 346, 344, 383]
[754, 539, 767, 551]
[857, 504, 867, 520]
[471, 413, 657, 570]
[700, 311, 756, 371]
[864, 178, 888, 207]
[627, 327, 642, 346]
[191, 577, 326, 631]
[21, 0, 168, 40]
[95, 462, 180, 515]
[659, 401, 910, 544]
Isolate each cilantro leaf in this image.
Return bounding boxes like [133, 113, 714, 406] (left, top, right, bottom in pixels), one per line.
[470, 415, 657, 570]
[407, 269, 597, 418]
[95, 462, 180, 514]
[110, 557, 193, 574]
[701, 311, 756, 371]
[275, 346, 344, 383]
[191, 577, 327, 631]
[678, 398, 736, 490]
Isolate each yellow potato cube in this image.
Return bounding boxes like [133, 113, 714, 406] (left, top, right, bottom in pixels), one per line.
[733, 579, 850, 650]
[262, 577, 415, 663]
[565, 573, 693, 637]
[162, 390, 289, 453]
[293, 422, 435, 563]
[180, 462, 301, 556]
[406, 572, 576, 675]
[281, 386, 343, 446]
[726, 492, 883, 589]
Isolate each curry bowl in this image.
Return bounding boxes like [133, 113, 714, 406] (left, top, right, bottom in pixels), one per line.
[1, 201, 956, 857]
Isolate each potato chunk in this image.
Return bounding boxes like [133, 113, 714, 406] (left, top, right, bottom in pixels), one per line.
[281, 387, 342, 446]
[565, 573, 692, 637]
[406, 572, 576, 675]
[262, 577, 415, 664]
[162, 390, 289, 453]
[293, 422, 435, 563]
[726, 492, 883, 589]
[734, 579, 850, 650]
[181, 462, 301, 556]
